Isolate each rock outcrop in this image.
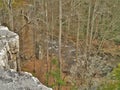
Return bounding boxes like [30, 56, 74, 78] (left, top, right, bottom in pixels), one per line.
[0, 69, 52, 90]
[0, 26, 52, 90]
[0, 26, 19, 70]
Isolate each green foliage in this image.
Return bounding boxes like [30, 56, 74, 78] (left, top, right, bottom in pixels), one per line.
[98, 64, 120, 90]
[112, 64, 120, 80]
[97, 82, 118, 90]
[113, 36, 120, 45]
[51, 57, 58, 65]
[70, 85, 78, 90]
[0, 0, 3, 7]
[31, 72, 36, 77]
[107, 28, 120, 45]
[51, 70, 65, 85]
[46, 57, 66, 88]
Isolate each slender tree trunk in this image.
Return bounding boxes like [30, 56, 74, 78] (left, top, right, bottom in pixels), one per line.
[67, 16, 70, 41]
[85, 0, 92, 70]
[7, 0, 14, 30]
[58, 0, 62, 89]
[76, 14, 80, 62]
[9, 8, 13, 30]
[51, 0, 54, 55]
[89, 0, 97, 55]
[45, 0, 49, 85]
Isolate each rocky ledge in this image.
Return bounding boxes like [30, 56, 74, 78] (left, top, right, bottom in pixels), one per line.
[0, 69, 52, 90]
[0, 26, 52, 90]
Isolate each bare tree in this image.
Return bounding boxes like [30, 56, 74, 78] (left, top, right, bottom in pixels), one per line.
[58, 0, 62, 89]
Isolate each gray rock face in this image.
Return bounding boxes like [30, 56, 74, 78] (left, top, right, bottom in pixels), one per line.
[0, 69, 52, 90]
[0, 41, 9, 69]
[0, 26, 52, 90]
[0, 26, 19, 70]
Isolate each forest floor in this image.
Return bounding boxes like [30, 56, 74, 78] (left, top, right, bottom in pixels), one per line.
[20, 40, 120, 90]
[21, 57, 72, 90]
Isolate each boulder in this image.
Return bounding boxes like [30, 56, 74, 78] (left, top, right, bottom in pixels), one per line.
[0, 69, 52, 90]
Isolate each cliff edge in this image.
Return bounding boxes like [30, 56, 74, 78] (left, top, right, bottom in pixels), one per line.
[0, 26, 52, 90]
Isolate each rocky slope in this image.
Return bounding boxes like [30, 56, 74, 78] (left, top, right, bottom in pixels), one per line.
[0, 26, 52, 90]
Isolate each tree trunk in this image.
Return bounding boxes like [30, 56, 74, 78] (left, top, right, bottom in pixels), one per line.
[58, 0, 62, 89]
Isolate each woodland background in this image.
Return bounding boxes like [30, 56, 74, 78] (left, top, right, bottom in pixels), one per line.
[0, 0, 120, 90]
